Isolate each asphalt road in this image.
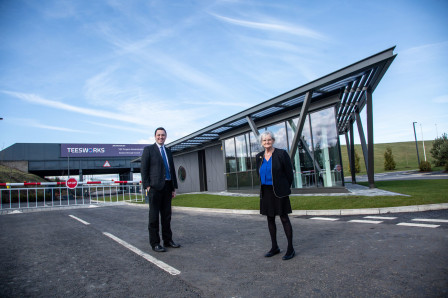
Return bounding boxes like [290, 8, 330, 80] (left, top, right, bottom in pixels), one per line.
[1, 204, 447, 297]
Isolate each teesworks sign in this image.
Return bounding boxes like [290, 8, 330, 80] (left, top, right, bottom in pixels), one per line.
[61, 144, 147, 158]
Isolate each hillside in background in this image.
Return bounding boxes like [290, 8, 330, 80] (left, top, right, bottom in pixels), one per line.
[340, 140, 436, 176]
[0, 165, 48, 183]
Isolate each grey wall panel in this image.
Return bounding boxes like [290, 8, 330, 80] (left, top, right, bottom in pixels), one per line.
[173, 152, 200, 194]
[205, 144, 226, 192]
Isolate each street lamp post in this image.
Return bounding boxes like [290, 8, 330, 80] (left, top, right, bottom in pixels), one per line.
[420, 124, 427, 161]
[413, 122, 420, 166]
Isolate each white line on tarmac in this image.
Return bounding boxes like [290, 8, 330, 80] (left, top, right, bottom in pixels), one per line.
[364, 216, 397, 220]
[349, 220, 383, 224]
[412, 218, 448, 223]
[397, 223, 440, 228]
[310, 217, 339, 221]
[103, 232, 181, 276]
[69, 215, 90, 225]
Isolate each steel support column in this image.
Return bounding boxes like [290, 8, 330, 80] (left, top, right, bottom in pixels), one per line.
[246, 116, 260, 138]
[355, 109, 369, 171]
[344, 132, 352, 185]
[349, 120, 356, 184]
[289, 91, 313, 160]
[366, 89, 375, 188]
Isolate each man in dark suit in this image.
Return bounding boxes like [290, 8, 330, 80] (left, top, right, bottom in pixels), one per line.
[141, 127, 180, 252]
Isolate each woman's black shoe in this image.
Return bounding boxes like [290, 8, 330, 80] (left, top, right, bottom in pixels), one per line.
[282, 250, 295, 260]
[264, 247, 280, 257]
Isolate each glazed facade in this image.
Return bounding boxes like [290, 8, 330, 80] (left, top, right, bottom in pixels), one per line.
[224, 106, 343, 190]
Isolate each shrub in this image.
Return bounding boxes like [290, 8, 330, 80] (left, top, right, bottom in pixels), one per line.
[430, 133, 448, 167]
[419, 161, 432, 172]
[384, 147, 396, 171]
[348, 150, 361, 174]
[445, 162, 448, 172]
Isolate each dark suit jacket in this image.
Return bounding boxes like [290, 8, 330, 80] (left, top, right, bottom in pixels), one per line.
[141, 143, 178, 191]
[255, 148, 293, 198]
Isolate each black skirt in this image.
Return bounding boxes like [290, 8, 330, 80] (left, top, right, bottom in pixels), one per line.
[260, 185, 292, 216]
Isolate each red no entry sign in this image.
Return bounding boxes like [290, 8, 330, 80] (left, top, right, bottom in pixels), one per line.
[66, 178, 78, 189]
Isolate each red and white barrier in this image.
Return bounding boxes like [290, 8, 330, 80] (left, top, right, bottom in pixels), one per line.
[0, 181, 142, 187]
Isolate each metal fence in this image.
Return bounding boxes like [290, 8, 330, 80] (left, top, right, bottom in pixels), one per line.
[1, 182, 145, 211]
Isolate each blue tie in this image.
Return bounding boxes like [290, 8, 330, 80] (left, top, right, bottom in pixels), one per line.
[160, 146, 171, 180]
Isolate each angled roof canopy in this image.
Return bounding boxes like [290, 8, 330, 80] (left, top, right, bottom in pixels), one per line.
[169, 47, 396, 153]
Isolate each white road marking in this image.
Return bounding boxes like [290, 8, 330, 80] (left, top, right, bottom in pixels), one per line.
[103, 232, 181, 276]
[310, 217, 339, 221]
[364, 216, 397, 220]
[349, 220, 383, 224]
[412, 218, 448, 223]
[397, 223, 440, 228]
[69, 215, 90, 225]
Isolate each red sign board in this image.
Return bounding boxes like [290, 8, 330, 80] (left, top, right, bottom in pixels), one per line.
[66, 178, 78, 189]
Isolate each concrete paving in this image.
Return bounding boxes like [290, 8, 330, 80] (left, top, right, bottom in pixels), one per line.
[348, 169, 448, 182]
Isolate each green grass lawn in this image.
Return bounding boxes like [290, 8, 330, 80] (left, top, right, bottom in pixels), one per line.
[170, 179, 448, 210]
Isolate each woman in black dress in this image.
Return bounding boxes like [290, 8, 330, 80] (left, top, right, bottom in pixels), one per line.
[256, 131, 295, 260]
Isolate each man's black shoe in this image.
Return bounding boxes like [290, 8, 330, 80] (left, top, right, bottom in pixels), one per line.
[152, 244, 166, 252]
[164, 241, 181, 248]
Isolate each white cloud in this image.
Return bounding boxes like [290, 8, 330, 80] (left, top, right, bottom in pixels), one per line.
[183, 100, 252, 108]
[210, 13, 327, 41]
[2, 90, 148, 125]
[84, 121, 148, 134]
[10, 118, 90, 133]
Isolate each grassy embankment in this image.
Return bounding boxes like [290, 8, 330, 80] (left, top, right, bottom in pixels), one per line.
[0, 165, 47, 183]
[340, 140, 439, 175]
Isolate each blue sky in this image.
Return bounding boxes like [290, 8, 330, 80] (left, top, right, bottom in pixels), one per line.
[1, 0, 447, 150]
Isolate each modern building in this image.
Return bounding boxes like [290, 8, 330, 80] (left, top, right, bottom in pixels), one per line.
[168, 47, 396, 194]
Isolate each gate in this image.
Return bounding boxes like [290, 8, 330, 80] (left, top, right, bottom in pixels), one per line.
[0, 180, 145, 211]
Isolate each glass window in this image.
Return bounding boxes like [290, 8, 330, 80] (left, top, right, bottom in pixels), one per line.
[237, 172, 252, 189]
[249, 132, 262, 157]
[235, 134, 250, 172]
[310, 107, 343, 187]
[224, 138, 237, 173]
[287, 116, 317, 188]
[248, 132, 262, 169]
[226, 173, 238, 190]
[223, 105, 343, 190]
[251, 170, 260, 188]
